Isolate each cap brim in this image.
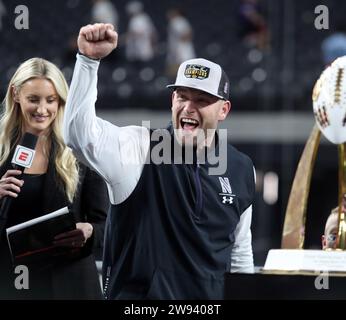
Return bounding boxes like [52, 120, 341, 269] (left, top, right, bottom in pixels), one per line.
[166, 84, 226, 100]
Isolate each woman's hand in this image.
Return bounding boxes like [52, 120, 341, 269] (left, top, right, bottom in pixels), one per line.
[0, 170, 24, 200]
[53, 222, 93, 248]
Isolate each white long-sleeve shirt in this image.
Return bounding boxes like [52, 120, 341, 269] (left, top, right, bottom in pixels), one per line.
[63, 54, 255, 273]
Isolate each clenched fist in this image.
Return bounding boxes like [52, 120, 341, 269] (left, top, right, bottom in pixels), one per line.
[78, 23, 118, 60]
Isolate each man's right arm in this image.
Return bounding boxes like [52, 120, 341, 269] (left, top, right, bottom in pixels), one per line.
[63, 24, 150, 204]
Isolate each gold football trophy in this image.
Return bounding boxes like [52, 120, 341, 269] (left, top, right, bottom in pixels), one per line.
[282, 57, 346, 250]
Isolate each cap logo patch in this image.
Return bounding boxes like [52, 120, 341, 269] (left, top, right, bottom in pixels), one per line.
[223, 82, 229, 94]
[184, 64, 210, 80]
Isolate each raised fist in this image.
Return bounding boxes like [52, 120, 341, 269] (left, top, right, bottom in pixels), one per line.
[78, 23, 118, 60]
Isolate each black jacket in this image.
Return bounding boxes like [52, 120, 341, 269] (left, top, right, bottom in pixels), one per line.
[0, 142, 109, 299]
[103, 128, 255, 300]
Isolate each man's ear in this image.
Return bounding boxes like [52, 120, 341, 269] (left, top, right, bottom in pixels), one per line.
[171, 91, 176, 110]
[322, 235, 326, 250]
[218, 100, 231, 121]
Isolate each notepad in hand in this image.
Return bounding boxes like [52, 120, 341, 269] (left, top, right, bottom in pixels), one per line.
[6, 207, 76, 267]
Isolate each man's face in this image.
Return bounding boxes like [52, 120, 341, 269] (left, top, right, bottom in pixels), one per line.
[171, 87, 230, 147]
[322, 213, 338, 250]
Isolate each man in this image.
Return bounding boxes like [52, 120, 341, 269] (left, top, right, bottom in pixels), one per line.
[166, 7, 196, 77]
[125, 1, 157, 66]
[322, 207, 338, 250]
[63, 23, 256, 299]
[322, 195, 346, 250]
[321, 21, 346, 66]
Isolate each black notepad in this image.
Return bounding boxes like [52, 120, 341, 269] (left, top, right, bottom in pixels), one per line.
[6, 207, 76, 267]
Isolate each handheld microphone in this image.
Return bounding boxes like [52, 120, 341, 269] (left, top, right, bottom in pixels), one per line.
[0, 132, 38, 223]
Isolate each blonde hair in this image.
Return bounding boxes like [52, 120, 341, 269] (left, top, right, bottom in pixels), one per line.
[324, 206, 339, 235]
[0, 57, 79, 202]
[331, 207, 339, 215]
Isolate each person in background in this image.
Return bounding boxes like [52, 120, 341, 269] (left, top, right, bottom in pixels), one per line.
[91, 0, 119, 27]
[166, 7, 196, 78]
[125, 1, 157, 68]
[237, 0, 270, 51]
[0, 57, 109, 299]
[321, 21, 346, 66]
[322, 207, 338, 250]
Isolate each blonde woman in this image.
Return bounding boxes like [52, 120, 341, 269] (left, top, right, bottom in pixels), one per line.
[0, 58, 109, 299]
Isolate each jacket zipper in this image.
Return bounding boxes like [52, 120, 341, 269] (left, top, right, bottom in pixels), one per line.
[103, 266, 111, 299]
[194, 163, 203, 219]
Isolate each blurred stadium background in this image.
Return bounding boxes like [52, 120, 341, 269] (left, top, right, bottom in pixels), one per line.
[0, 0, 342, 266]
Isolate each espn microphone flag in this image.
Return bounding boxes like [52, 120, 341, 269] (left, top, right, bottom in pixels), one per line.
[11, 133, 37, 168]
[0, 133, 38, 234]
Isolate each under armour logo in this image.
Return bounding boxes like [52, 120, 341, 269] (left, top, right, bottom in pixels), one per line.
[222, 196, 233, 204]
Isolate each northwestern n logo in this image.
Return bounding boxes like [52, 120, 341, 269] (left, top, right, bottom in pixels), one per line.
[218, 177, 232, 194]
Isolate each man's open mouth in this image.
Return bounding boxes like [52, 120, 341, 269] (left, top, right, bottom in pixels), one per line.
[180, 117, 200, 131]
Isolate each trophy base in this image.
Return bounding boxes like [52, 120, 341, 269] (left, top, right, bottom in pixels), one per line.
[263, 249, 346, 274]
